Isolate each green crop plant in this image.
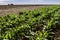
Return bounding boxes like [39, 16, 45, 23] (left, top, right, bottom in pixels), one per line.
[0, 6, 60, 40]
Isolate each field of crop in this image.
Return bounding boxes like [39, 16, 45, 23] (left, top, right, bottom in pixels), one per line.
[0, 5, 55, 16]
[0, 5, 60, 40]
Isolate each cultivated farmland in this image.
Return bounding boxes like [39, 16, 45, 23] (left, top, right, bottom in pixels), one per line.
[0, 5, 60, 40]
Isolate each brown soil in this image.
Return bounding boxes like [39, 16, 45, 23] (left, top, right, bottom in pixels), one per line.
[54, 23, 60, 40]
[0, 5, 46, 16]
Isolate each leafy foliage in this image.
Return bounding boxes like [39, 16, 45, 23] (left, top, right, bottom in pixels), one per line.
[0, 6, 60, 40]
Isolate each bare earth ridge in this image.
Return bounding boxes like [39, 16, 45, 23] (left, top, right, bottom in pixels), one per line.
[0, 5, 45, 16]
